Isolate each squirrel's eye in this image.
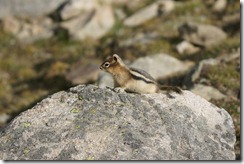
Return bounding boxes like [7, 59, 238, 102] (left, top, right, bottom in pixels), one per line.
[104, 63, 110, 68]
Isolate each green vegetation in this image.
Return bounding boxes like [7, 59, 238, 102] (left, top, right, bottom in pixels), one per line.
[205, 61, 240, 91]
[70, 108, 80, 113]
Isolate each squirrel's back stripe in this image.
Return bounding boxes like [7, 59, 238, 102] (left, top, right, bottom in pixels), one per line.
[129, 69, 156, 84]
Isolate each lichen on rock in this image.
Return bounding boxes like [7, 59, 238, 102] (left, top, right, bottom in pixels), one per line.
[0, 85, 236, 160]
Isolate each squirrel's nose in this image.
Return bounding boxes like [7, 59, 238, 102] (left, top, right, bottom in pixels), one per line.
[99, 66, 103, 70]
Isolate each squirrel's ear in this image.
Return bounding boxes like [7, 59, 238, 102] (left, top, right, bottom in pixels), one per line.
[113, 54, 120, 62]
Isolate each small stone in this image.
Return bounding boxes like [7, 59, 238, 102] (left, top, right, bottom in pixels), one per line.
[190, 84, 226, 101]
[183, 51, 240, 87]
[2, 16, 21, 35]
[212, 0, 227, 13]
[0, 113, 10, 125]
[176, 40, 200, 55]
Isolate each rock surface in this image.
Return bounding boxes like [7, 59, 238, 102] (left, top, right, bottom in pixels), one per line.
[212, 0, 227, 13]
[0, 85, 236, 160]
[183, 51, 240, 87]
[0, 0, 67, 18]
[130, 53, 194, 80]
[190, 84, 226, 101]
[74, 5, 115, 40]
[124, 0, 174, 27]
[2, 16, 53, 43]
[178, 22, 227, 48]
[176, 40, 200, 55]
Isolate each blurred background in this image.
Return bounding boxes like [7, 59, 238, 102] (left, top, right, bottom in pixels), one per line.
[0, 0, 240, 158]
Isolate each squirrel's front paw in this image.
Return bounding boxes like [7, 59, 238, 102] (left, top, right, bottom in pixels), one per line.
[113, 87, 125, 93]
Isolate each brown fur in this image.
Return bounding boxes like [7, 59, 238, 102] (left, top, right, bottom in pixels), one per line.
[100, 54, 131, 87]
[100, 54, 182, 94]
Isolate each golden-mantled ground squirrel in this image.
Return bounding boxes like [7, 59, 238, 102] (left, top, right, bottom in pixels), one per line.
[100, 54, 182, 94]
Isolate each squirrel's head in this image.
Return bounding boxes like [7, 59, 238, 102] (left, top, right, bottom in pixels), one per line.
[100, 54, 125, 73]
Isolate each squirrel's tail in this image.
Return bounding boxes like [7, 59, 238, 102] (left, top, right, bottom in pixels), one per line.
[159, 86, 183, 94]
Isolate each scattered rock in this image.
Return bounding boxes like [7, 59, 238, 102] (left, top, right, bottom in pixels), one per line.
[176, 40, 200, 55]
[183, 51, 240, 87]
[0, 85, 236, 160]
[74, 5, 115, 40]
[61, 9, 96, 35]
[178, 22, 227, 48]
[2, 16, 53, 43]
[60, 0, 97, 20]
[0, 113, 10, 127]
[0, 0, 116, 41]
[212, 0, 227, 13]
[18, 19, 53, 43]
[124, 0, 174, 27]
[190, 84, 226, 101]
[0, 0, 67, 19]
[222, 13, 240, 34]
[120, 32, 159, 47]
[223, 13, 240, 26]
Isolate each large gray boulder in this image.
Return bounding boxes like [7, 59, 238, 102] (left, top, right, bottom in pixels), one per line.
[0, 85, 235, 160]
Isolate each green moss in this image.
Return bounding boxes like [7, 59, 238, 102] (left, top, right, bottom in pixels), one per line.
[203, 61, 240, 90]
[86, 156, 95, 160]
[70, 108, 80, 113]
[23, 148, 30, 154]
[22, 122, 31, 128]
[78, 95, 84, 100]
[89, 108, 97, 114]
[75, 125, 81, 129]
[146, 39, 175, 56]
